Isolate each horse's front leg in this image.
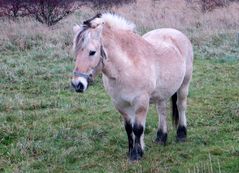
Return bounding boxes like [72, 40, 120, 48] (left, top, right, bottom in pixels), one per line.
[117, 95, 149, 161]
[124, 118, 133, 155]
[116, 109, 134, 156]
[119, 107, 147, 161]
[129, 95, 149, 161]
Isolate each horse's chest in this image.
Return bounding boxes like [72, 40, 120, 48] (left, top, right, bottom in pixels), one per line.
[107, 84, 136, 104]
[102, 75, 139, 105]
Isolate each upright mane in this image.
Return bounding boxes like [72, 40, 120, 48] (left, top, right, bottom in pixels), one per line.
[101, 13, 136, 32]
[73, 13, 136, 55]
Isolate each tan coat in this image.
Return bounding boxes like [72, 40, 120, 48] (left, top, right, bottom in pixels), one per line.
[71, 13, 193, 161]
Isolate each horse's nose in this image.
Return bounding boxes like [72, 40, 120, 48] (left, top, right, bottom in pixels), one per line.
[71, 81, 84, 92]
[71, 77, 88, 93]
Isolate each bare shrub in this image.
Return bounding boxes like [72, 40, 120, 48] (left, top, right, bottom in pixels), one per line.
[0, 0, 29, 18]
[27, 0, 136, 26]
[24, 0, 85, 26]
[0, 0, 136, 26]
[192, 0, 238, 12]
[90, 0, 136, 10]
[200, 0, 227, 12]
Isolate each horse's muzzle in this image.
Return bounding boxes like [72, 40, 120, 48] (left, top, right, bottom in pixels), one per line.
[71, 77, 88, 93]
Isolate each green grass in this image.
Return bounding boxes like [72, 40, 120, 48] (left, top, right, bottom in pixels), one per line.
[1, 27, 239, 172]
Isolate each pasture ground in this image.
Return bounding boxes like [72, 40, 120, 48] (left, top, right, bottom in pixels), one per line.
[0, 4, 239, 172]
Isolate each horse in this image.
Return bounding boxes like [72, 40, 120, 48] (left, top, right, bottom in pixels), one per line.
[71, 13, 193, 161]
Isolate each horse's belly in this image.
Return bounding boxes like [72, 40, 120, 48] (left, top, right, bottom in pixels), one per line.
[150, 62, 186, 102]
[102, 74, 151, 112]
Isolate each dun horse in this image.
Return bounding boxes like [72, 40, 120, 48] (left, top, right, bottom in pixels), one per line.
[71, 13, 193, 161]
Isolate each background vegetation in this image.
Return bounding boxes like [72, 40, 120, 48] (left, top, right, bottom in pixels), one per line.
[0, 0, 238, 172]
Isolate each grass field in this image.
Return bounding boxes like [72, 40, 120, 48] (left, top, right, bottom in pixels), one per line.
[0, 4, 239, 172]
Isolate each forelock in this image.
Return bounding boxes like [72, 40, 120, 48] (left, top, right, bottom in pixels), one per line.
[73, 27, 90, 55]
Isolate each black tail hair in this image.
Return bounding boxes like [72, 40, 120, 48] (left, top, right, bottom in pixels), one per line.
[172, 93, 179, 127]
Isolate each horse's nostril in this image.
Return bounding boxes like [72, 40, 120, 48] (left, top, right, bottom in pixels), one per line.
[72, 77, 88, 93]
[72, 81, 84, 92]
[77, 82, 84, 92]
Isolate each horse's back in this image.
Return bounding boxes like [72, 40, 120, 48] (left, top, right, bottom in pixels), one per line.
[143, 28, 193, 79]
[143, 28, 193, 65]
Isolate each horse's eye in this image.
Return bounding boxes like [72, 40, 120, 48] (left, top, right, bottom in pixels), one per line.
[89, 50, 96, 56]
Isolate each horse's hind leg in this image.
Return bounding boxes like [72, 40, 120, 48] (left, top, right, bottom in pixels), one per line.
[155, 100, 168, 145]
[175, 76, 191, 142]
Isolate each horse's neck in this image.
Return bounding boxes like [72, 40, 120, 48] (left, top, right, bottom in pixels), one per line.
[101, 26, 152, 79]
[101, 27, 132, 79]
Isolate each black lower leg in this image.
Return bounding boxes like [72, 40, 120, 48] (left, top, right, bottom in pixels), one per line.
[129, 123, 144, 161]
[125, 121, 133, 154]
[176, 125, 187, 142]
[155, 129, 167, 145]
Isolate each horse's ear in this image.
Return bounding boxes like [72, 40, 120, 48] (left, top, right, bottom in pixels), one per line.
[83, 13, 102, 28]
[89, 18, 104, 28]
[73, 24, 82, 33]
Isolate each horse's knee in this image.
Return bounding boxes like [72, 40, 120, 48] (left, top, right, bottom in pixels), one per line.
[177, 98, 187, 111]
[133, 95, 149, 125]
[177, 88, 188, 110]
[177, 89, 188, 100]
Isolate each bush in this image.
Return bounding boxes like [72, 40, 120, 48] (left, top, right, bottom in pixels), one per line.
[90, 0, 136, 10]
[200, 0, 226, 12]
[0, 0, 29, 18]
[25, 0, 82, 26]
[199, 0, 238, 12]
[0, 0, 136, 26]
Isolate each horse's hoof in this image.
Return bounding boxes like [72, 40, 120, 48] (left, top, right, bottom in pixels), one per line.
[128, 145, 143, 162]
[176, 126, 187, 143]
[155, 129, 167, 145]
[176, 137, 186, 142]
[155, 139, 167, 145]
[129, 155, 142, 162]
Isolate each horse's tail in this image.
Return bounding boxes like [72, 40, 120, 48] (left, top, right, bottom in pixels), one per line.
[172, 93, 179, 127]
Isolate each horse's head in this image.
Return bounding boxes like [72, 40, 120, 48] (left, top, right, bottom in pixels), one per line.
[71, 14, 106, 93]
